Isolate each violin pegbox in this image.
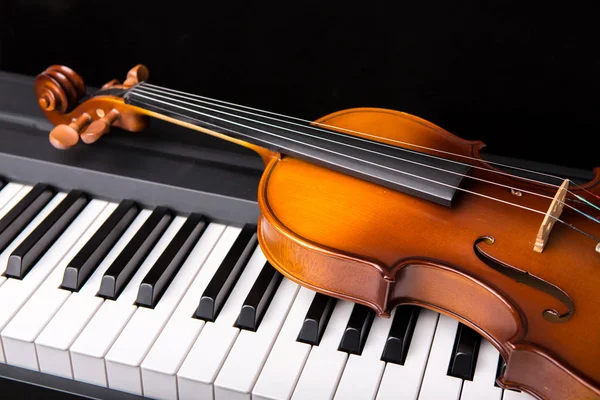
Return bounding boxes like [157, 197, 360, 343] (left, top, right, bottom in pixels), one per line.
[34, 64, 150, 150]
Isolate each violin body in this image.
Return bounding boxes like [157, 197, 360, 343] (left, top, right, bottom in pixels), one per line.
[34, 65, 600, 400]
[258, 108, 600, 399]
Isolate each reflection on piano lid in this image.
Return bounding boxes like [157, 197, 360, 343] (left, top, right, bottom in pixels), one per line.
[0, 70, 581, 400]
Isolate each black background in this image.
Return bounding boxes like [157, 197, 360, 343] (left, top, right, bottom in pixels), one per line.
[0, 0, 598, 171]
[0, 2, 597, 398]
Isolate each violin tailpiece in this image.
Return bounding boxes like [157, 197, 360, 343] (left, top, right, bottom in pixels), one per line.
[534, 179, 569, 253]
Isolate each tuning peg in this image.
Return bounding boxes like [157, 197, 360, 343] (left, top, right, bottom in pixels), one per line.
[49, 113, 92, 149]
[123, 65, 149, 87]
[80, 109, 120, 144]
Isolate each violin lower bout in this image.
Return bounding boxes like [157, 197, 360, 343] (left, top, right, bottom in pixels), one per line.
[257, 158, 600, 400]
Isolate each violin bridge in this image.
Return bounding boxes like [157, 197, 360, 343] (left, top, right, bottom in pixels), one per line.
[534, 179, 569, 253]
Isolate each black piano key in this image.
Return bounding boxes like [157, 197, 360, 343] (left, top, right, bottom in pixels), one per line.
[61, 200, 139, 292]
[0, 183, 55, 254]
[195, 225, 258, 322]
[338, 303, 376, 355]
[0, 178, 4, 190]
[297, 293, 336, 346]
[136, 213, 206, 308]
[236, 261, 283, 331]
[494, 355, 522, 392]
[447, 323, 481, 381]
[380, 305, 421, 365]
[5, 190, 89, 279]
[494, 355, 506, 387]
[98, 206, 172, 300]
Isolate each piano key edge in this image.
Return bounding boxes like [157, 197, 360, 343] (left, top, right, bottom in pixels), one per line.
[0, 362, 146, 400]
[0, 128, 261, 226]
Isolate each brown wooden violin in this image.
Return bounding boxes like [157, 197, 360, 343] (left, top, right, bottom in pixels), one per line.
[35, 64, 600, 400]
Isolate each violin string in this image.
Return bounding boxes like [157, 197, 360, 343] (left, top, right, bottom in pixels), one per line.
[140, 83, 600, 209]
[572, 193, 600, 212]
[134, 85, 600, 222]
[131, 85, 600, 225]
[128, 90, 600, 243]
[139, 82, 599, 205]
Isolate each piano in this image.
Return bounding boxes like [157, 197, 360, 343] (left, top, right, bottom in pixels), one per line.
[1, 70, 592, 400]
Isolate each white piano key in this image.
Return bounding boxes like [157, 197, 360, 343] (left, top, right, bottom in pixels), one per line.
[1, 200, 116, 370]
[176, 244, 267, 400]
[213, 277, 299, 400]
[417, 314, 463, 400]
[0, 184, 30, 223]
[2, 287, 68, 370]
[139, 225, 236, 400]
[291, 300, 354, 400]
[69, 216, 186, 387]
[502, 390, 536, 400]
[376, 309, 439, 400]
[251, 287, 315, 400]
[70, 300, 133, 386]
[34, 209, 152, 378]
[0, 182, 25, 218]
[0, 197, 106, 364]
[460, 338, 503, 400]
[37, 294, 102, 378]
[333, 309, 394, 400]
[105, 222, 226, 396]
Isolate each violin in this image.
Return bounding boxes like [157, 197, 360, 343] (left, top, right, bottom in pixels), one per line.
[35, 64, 600, 400]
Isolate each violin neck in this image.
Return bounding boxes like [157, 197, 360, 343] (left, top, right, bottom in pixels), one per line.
[123, 83, 470, 207]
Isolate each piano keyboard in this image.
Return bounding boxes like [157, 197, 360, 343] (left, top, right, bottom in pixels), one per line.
[0, 177, 536, 400]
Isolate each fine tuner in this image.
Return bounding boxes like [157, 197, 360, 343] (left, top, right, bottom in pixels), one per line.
[35, 64, 600, 400]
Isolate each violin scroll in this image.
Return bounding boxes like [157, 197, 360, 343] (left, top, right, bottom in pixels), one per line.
[35, 65, 85, 113]
[35, 65, 150, 150]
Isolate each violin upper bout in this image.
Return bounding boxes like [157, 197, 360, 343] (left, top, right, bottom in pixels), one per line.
[313, 107, 486, 162]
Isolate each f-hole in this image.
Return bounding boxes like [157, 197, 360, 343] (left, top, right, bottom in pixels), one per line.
[474, 236, 574, 323]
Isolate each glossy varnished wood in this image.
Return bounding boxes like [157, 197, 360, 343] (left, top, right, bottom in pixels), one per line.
[257, 109, 600, 400]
